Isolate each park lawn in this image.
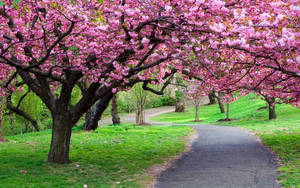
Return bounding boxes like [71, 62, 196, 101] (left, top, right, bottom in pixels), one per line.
[0, 125, 192, 188]
[151, 95, 300, 188]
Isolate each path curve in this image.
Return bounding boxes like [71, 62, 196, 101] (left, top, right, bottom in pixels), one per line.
[99, 102, 279, 187]
[100, 106, 176, 125]
[155, 124, 280, 188]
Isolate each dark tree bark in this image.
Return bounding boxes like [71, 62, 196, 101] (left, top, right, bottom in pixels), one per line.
[111, 95, 120, 125]
[207, 92, 216, 105]
[267, 97, 276, 120]
[83, 93, 115, 130]
[216, 92, 225, 113]
[226, 102, 230, 121]
[175, 92, 185, 112]
[135, 88, 146, 125]
[48, 112, 72, 164]
[0, 96, 7, 142]
[175, 101, 185, 112]
[136, 103, 145, 125]
[195, 103, 200, 122]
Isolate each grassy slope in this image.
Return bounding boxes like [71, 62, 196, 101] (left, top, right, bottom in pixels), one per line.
[0, 125, 191, 188]
[151, 95, 300, 188]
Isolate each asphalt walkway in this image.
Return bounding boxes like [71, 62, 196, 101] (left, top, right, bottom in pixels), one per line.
[155, 124, 280, 188]
[100, 103, 280, 188]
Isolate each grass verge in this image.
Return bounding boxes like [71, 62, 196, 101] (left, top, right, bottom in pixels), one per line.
[0, 124, 191, 188]
[151, 95, 300, 188]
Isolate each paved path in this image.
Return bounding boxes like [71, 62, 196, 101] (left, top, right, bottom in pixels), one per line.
[100, 101, 279, 188]
[100, 96, 208, 126]
[99, 106, 176, 125]
[155, 124, 280, 188]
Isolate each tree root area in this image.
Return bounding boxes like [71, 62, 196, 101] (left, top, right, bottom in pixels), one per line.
[217, 118, 238, 122]
[0, 137, 8, 142]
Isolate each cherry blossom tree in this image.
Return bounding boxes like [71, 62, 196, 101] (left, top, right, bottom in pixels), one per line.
[0, 0, 299, 164]
[186, 82, 206, 122]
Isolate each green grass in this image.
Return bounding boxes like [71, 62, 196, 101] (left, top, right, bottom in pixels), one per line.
[262, 133, 300, 187]
[151, 95, 300, 188]
[0, 124, 191, 188]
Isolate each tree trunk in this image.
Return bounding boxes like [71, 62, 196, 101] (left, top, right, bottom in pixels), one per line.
[267, 98, 276, 120]
[175, 102, 185, 112]
[195, 104, 200, 122]
[226, 102, 230, 121]
[216, 92, 225, 113]
[207, 92, 216, 105]
[48, 113, 73, 164]
[25, 123, 29, 133]
[83, 94, 115, 130]
[136, 103, 144, 125]
[0, 96, 7, 142]
[111, 95, 120, 125]
[175, 92, 185, 112]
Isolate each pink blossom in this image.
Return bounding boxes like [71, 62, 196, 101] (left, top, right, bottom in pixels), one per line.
[112, 88, 117, 93]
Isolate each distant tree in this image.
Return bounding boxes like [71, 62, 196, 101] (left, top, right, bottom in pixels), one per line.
[207, 92, 217, 105]
[173, 76, 187, 112]
[175, 90, 185, 112]
[225, 102, 230, 121]
[192, 95, 205, 122]
[186, 83, 206, 121]
[111, 95, 120, 125]
[213, 92, 225, 114]
[266, 97, 276, 120]
[132, 84, 148, 125]
[0, 95, 7, 142]
[257, 91, 277, 120]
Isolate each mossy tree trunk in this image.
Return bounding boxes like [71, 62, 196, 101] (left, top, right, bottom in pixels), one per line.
[83, 93, 115, 130]
[175, 91, 185, 112]
[111, 95, 120, 125]
[195, 103, 200, 122]
[266, 97, 276, 120]
[208, 92, 216, 105]
[216, 92, 225, 114]
[226, 102, 230, 121]
[136, 103, 145, 125]
[0, 96, 7, 142]
[48, 112, 73, 164]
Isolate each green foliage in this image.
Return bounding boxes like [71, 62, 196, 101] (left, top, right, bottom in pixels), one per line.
[159, 93, 175, 106]
[152, 94, 300, 132]
[102, 89, 174, 117]
[11, 0, 21, 8]
[70, 86, 82, 106]
[175, 91, 183, 101]
[152, 94, 300, 187]
[0, 124, 191, 187]
[2, 87, 52, 136]
[12, 91, 43, 123]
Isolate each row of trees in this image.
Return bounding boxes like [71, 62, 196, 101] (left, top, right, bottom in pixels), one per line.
[0, 0, 299, 163]
[0, 83, 175, 135]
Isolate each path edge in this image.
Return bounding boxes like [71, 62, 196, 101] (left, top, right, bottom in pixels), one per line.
[143, 127, 198, 188]
[238, 127, 281, 185]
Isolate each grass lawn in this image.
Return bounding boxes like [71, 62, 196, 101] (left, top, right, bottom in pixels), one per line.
[0, 125, 192, 188]
[151, 95, 300, 188]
